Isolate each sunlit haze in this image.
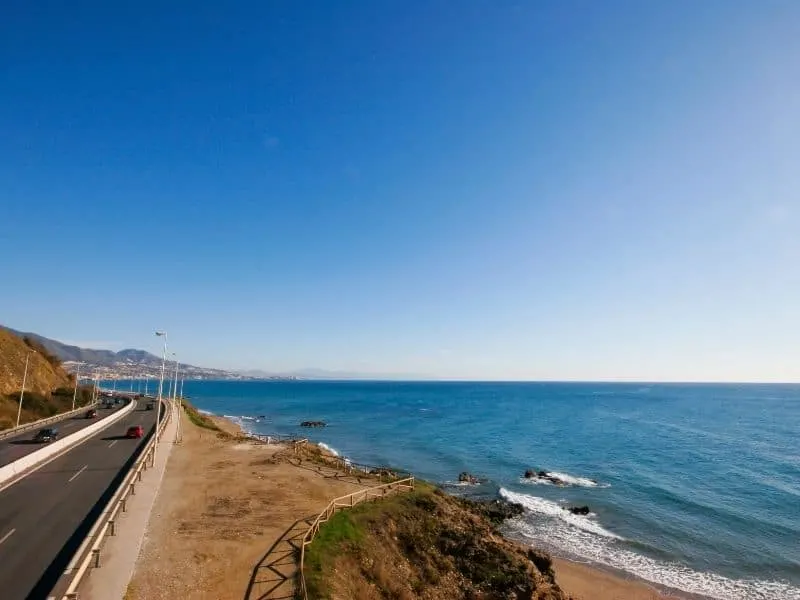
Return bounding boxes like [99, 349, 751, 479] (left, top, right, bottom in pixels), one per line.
[2, 2, 799, 381]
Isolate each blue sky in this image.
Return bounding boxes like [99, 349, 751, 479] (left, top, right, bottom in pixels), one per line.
[2, 1, 799, 381]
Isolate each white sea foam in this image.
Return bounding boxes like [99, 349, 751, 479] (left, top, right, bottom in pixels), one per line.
[519, 470, 609, 488]
[317, 442, 339, 456]
[500, 488, 800, 600]
[197, 408, 215, 416]
[500, 488, 622, 540]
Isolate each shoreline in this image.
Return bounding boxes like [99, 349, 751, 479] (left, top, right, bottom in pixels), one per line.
[552, 557, 704, 600]
[214, 411, 701, 600]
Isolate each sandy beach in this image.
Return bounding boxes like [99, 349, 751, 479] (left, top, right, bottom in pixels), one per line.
[127, 411, 693, 600]
[553, 558, 689, 600]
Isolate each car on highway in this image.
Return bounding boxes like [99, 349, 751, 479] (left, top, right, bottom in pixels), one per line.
[126, 425, 144, 439]
[145, 402, 155, 410]
[34, 428, 59, 443]
[85, 408, 98, 418]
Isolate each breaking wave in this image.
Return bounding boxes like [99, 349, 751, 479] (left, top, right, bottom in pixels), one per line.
[318, 442, 340, 456]
[519, 470, 609, 488]
[499, 488, 800, 600]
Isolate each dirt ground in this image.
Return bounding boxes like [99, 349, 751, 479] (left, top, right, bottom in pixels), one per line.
[126, 413, 367, 600]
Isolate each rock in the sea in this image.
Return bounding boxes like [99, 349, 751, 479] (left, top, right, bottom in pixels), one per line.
[523, 469, 569, 486]
[458, 471, 480, 484]
[566, 505, 590, 515]
[300, 420, 326, 428]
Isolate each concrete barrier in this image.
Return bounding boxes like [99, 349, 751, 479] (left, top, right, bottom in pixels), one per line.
[0, 400, 136, 487]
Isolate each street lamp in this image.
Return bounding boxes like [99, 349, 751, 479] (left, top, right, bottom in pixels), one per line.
[15, 349, 36, 428]
[171, 353, 179, 403]
[171, 352, 180, 443]
[155, 331, 168, 457]
[71, 361, 85, 411]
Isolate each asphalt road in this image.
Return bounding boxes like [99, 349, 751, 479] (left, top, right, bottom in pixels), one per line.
[0, 401, 158, 600]
[0, 403, 126, 468]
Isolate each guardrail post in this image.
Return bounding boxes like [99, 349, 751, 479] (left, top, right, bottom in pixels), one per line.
[137, 469, 142, 482]
[122, 497, 127, 512]
[93, 549, 101, 568]
[110, 520, 115, 536]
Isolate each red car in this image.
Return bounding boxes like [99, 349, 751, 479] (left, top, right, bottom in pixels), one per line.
[126, 425, 144, 439]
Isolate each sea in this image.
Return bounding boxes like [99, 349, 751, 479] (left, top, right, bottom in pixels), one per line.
[155, 380, 800, 600]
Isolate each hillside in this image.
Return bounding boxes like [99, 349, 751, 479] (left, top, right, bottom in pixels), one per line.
[0, 329, 91, 429]
[0, 326, 245, 381]
[304, 483, 568, 600]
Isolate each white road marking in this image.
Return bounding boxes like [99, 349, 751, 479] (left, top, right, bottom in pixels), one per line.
[68, 465, 88, 482]
[0, 529, 15, 546]
[108, 440, 117, 448]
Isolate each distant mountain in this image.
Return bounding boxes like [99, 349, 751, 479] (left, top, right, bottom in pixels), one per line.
[1, 326, 431, 382]
[0, 326, 245, 381]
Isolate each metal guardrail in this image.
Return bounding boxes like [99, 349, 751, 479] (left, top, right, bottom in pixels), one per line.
[0, 401, 99, 441]
[60, 401, 172, 600]
[297, 476, 415, 599]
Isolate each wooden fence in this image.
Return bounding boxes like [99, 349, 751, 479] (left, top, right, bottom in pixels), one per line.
[297, 477, 415, 599]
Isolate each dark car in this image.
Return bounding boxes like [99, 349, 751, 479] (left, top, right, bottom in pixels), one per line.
[126, 426, 144, 439]
[85, 409, 98, 419]
[34, 428, 59, 443]
[145, 402, 155, 411]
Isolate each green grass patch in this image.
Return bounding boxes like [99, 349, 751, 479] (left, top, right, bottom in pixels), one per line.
[302, 510, 364, 599]
[181, 400, 221, 432]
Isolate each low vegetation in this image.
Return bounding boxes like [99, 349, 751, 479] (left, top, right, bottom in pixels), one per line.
[181, 400, 222, 432]
[301, 483, 567, 600]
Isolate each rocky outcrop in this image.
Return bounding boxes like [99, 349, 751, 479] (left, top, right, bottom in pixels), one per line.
[304, 486, 567, 599]
[566, 505, 590, 515]
[300, 420, 326, 428]
[523, 469, 569, 486]
[458, 471, 481, 484]
[459, 497, 525, 526]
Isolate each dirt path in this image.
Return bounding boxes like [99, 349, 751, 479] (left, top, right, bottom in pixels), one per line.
[126, 413, 366, 600]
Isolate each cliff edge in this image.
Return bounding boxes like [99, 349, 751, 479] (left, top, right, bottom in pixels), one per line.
[303, 483, 568, 600]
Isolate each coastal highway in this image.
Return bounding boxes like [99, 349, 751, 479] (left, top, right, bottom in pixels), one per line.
[0, 401, 158, 600]
[0, 403, 125, 468]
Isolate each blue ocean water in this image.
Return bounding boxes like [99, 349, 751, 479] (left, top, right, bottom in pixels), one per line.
[177, 380, 800, 600]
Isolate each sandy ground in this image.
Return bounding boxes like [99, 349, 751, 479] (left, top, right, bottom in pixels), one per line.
[126, 413, 367, 600]
[554, 558, 689, 600]
[128, 412, 692, 600]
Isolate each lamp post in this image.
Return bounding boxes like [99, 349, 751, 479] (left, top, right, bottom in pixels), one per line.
[171, 353, 180, 443]
[155, 331, 168, 457]
[15, 349, 35, 428]
[71, 361, 85, 411]
[171, 353, 179, 403]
